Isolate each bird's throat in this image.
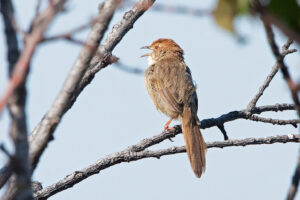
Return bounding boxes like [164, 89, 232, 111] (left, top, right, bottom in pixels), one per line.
[148, 56, 156, 65]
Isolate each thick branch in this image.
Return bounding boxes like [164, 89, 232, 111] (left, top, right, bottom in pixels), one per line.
[0, 0, 31, 198]
[28, 0, 154, 173]
[1, 0, 67, 199]
[34, 134, 300, 200]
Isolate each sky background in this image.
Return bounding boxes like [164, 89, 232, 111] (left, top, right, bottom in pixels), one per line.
[1, 0, 300, 199]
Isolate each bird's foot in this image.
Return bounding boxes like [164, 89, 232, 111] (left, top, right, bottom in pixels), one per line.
[164, 125, 175, 131]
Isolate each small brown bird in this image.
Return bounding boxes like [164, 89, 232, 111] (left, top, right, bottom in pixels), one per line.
[141, 38, 206, 178]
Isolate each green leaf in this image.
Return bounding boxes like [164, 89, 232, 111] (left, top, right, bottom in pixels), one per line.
[237, 0, 250, 14]
[213, 0, 250, 33]
[267, 0, 300, 33]
[214, 0, 237, 32]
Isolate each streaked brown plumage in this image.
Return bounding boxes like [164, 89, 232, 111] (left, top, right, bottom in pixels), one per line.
[142, 38, 206, 178]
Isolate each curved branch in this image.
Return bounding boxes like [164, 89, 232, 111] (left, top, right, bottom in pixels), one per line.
[34, 134, 300, 200]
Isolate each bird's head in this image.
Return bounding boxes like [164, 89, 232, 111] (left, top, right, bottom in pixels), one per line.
[141, 38, 184, 65]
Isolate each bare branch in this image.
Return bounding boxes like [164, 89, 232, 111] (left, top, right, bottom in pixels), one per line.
[28, 0, 133, 172]
[0, 0, 31, 198]
[287, 151, 300, 200]
[0, 102, 295, 191]
[0, 0, 67, 114]
[0, 164, 12, 188]
[1, 0, 68, 199]
[200, 104, 297, 131]
[247, 39, 296, 111]
[113, 61, 144, 75]
[260, 18, 300, 200]
[33, 134, 300, 200]
[248, 115, 298, 128]
[42, 17, 98, 42]
[262, 24, 300, 116]
[0, 0, 22, 190]
[247, 63, 280, 111]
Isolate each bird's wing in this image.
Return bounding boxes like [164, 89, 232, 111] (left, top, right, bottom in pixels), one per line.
[154, 58, 196, 114]
[156, 81, 183, 113]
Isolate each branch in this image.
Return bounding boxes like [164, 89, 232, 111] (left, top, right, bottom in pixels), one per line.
[42, 17, 98, 42]
[0, 0, 66, 114]
[113, 61, 144, 75]
[287, 151, 300, 200]
[248, 115, 298, 128]
[200, 104, 297, 130]
[0, 0, 31, 198]
[0, 0, 24, 189]
[1, 0, 68, 199]
[260, 19, 300, 200]
[262, 24, 300, 116]
[247, 62, 280, 111]
[28, 0, 146, 173]
[34, 134, 300, 199]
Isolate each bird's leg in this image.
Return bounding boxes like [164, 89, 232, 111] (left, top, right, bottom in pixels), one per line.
[164, 117, 174, 131]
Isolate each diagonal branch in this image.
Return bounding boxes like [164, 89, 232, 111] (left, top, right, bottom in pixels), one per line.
[28, 0, 153, 174]
[33, 134, 300, 200]
[287, 149, 300, 200]
[262, 24, 300, 116]
[246, 37, 297, 112]
[260, 19, 300, 200]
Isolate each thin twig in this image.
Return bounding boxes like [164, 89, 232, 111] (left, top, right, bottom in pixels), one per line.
[113, 61, 144, 75]
[33, 134, 300, 200]
[247, 39, 296, 111]
[33, 0, 42, 20]
[42, 17, 98, 42]
[248, 115, 298, 128]
[247, 64, 280, 111]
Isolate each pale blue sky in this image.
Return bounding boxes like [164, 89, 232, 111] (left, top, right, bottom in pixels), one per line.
[1, 0, 300, 199]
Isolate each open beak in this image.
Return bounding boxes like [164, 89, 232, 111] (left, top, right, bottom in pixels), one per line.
[141, 46, 150, 49]
[140, 46, 151, 58]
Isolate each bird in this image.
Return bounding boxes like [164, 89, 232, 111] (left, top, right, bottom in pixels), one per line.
[141, 38, 206, 178]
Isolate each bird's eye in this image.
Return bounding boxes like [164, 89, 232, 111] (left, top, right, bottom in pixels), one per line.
[154, 46, 158, 49]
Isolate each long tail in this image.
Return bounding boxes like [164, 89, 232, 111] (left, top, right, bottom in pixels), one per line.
[182, 106, 206, 178]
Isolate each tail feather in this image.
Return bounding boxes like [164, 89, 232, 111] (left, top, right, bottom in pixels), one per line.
[182, 106, 206, 178]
